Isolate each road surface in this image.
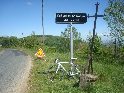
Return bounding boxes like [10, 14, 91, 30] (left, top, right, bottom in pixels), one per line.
[0, 49, 32, 93]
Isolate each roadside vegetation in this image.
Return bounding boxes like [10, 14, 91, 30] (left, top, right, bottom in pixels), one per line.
[0, 30, 124, 93]
[0, 0, 124, 93]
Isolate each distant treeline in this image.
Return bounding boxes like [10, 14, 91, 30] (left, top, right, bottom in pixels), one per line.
[0, 33, 124, 65]
[0, 34, 83, 53]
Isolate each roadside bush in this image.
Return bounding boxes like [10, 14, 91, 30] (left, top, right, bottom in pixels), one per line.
[23, 32, 42, 49]
[1, 36, 19, 48]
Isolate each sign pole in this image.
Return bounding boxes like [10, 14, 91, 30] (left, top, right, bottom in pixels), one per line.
[55, 12, 87, 75]
[70, 22, 73, 63]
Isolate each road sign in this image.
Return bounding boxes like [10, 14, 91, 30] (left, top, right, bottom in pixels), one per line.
[56, 13, 87, 24]
[35, 48, 45, 58]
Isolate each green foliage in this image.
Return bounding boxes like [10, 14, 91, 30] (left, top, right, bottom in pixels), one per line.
[87, 33, 102, 56]
[44, 25, 83, 53]
[1, 28, 124, 93]
[61, 25, 82, 40]
[56, 37, 70, 53]
[44, 35, 60, 47]
[23, 32, 42, 49]
[1, 36, 19, 48]
[75, 41, 88, 62]
[44, 35, 70, 53]
[104, 0, 124, 64]
[104, 0, 124, 43]
[59, 25, 82, 53]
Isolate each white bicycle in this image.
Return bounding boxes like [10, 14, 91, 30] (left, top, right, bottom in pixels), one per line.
[44, 58, 80, 81]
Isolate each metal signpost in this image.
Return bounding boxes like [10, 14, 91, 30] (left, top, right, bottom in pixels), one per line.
[56, 13, 87, 62]
[48, 2, 104, 81]
[55, 13, 87, 76]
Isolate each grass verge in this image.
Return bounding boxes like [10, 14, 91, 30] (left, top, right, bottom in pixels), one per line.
[19, 48, 124, 93]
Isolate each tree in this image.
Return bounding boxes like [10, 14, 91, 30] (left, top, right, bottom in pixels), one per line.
[104, 0, 124, 44]
[104, 0, 124, 63]
[60, 25, 82, 53]
[61, 25, 82, 40]
[24, 31, 41, 49]
[87, 33, 102, 61]
[1, 36, 19, 48]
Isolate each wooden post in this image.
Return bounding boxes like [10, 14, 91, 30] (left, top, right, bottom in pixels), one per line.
[88, 2, 102, 74]
[79, 2, 103, 89]
[114, 38, 117, 59]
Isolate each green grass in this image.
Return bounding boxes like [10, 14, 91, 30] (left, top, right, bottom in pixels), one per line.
[0, 47, 124, 93]
[20, 48, 124, 93]
[0, 47, 4, 51]
[93, 63, 124, 93]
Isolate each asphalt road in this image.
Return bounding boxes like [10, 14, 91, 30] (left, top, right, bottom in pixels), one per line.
[0, 49, 32, 93]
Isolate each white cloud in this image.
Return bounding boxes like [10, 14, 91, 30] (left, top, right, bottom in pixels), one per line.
[27, 1, 32, 6]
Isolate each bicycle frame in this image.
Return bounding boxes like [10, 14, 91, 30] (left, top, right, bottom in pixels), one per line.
[55, 59, 80, 76]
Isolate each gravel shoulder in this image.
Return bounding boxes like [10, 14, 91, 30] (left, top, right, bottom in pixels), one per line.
[0, 49, 32, 93]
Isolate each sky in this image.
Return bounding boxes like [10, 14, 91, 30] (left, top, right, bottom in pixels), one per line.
[0, 0, 110, 40]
